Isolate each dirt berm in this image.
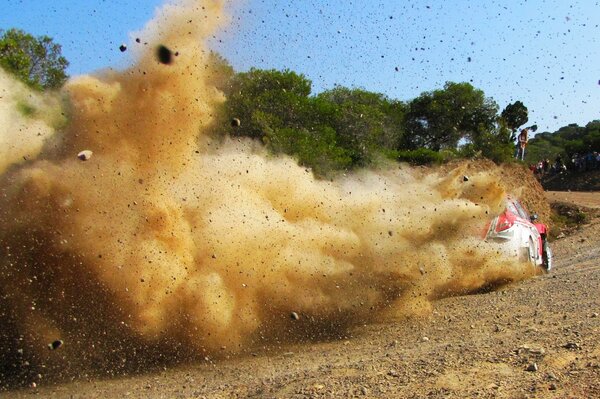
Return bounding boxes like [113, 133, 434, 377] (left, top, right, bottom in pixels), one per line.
[438, 160, 551, 225]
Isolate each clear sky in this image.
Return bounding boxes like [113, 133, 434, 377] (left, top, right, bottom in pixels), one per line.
[1, 0, 598, 133]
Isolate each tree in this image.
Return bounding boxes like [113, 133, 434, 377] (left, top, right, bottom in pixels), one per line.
[205, 51, 234, 94]
[524, 120, 600, 163]
[500, 101, 528, 140]
[403, 82, 498, 151]
[224, 68, 313, 140]
[0, 28, 68, 90]
[468, 118, 514, 163]
[317, 86, 406, 166]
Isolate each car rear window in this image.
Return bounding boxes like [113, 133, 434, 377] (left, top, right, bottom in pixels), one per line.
[506, 201, 519, 216]
[513, 201, 530, 220]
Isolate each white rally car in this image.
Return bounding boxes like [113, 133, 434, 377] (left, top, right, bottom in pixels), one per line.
[485, 197, 552, 271]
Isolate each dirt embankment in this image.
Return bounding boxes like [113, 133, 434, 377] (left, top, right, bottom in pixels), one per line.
[439, 160, 551, 224]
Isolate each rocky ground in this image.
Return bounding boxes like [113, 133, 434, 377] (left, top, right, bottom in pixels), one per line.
[3, 191, 600, 398]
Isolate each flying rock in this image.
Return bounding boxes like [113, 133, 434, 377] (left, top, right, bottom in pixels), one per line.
[157, 45, 174, 64]
[77, 150, 93, 161]
[48, 340, 63, 350]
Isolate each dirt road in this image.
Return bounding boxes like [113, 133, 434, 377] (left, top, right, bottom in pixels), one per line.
[4, 192, 600, 399]
[546, 191, 600, 209]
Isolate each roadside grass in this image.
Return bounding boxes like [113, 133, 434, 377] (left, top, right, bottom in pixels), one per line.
[549, 201, 596, 239]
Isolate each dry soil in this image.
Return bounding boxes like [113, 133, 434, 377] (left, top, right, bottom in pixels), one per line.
[3, 191, 600, 398]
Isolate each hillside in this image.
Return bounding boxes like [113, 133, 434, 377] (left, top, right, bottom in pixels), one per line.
[438, 160, 551, 224]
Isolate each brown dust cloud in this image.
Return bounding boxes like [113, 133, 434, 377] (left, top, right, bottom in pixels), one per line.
[0, 0, 536, 386]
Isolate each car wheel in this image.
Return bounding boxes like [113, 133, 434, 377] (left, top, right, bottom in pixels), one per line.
[542, 242, 552, 272]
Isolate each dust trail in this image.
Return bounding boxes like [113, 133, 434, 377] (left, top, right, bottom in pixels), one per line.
[0, 0, 536, 386]
[0, 69, 64, 174]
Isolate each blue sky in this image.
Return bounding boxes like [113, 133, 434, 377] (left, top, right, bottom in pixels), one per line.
[1, 0, 598, 133]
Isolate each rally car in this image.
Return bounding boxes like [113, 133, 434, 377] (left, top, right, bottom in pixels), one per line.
[485, 197, 552, 271]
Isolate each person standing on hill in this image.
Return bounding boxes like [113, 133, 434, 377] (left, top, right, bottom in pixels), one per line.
[515, 128, 529, 161]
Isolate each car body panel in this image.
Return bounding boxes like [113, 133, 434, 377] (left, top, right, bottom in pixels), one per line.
[485, 197, 550, 270]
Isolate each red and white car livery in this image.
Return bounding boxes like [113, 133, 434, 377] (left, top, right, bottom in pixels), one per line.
[485, 197, 552, 271]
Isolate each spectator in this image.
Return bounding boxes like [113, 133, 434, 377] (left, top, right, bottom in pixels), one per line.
[554, 154, 565, 174]
[514, 128, 528, 161]
[543, 159, 550, 173]
[585, 152, 595, 171]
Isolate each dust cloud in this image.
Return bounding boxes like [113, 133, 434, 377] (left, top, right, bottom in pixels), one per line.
[0, 0, 535, 385]
[0, 69, 65, 174]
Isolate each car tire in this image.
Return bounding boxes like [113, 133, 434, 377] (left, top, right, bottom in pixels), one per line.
[542, 242, 552, 272]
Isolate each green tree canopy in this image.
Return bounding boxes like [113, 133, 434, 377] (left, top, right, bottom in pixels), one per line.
[0, 28, 68, 90]
[218, 68, 545, 171]
[525, 121, 600, 163]
[205, 51, 234, 93]
[317, 86, 406, 166]
[403, 82, 498, 151]
[224, 68, 313, 140]
[500, 100, 529, 136]
[219, 69, 411, 174]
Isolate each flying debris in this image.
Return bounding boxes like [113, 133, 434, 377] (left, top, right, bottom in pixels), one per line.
[47, 340, 63, 350]
[77, 150, 93, 161]
[119, 44, 127, 52]
[231, 118, 241, 127]
[157, 45, 174, 64]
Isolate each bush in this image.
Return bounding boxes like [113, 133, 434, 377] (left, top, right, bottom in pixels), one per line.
[396, 148, 445, 165]
[265, 126, 353, 177]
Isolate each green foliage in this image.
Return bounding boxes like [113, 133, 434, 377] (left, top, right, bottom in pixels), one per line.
[500, 101, 528, 136]
[525, 120, 600, 163]
[403, 82, 498, 151]
[317, 86, 406, 167]
[396, 148, 445, 165]
[469, 119, 515, 163]
[16, 101, 36, 117]
[549, 203, 591, 239]
[0, 28, 68, 90]
[206, 51, 234, 93]
[217, 67, 538, 173]
[224, 68, 313, 140]
[220, 69, 408, 175]
[265, 126, 353, 176]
